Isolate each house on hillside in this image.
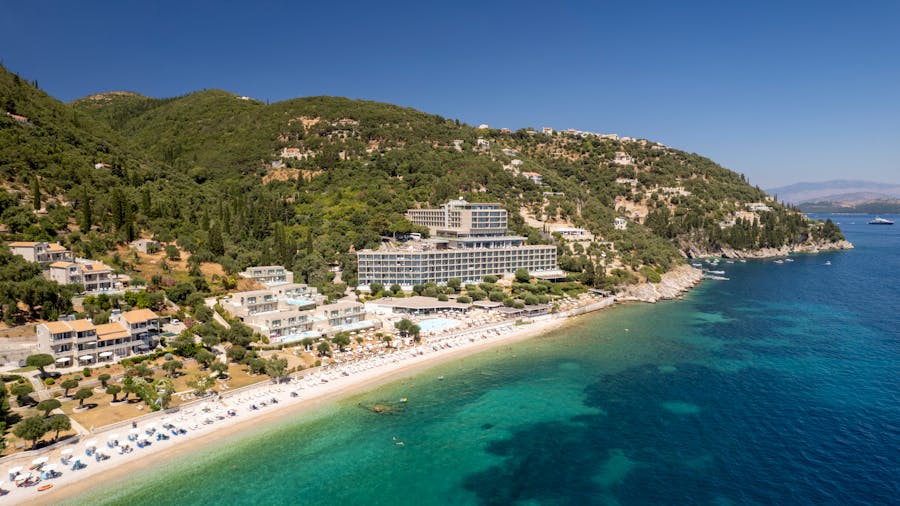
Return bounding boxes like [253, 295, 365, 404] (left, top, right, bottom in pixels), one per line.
[9, 241, 73, 264]
[130, 239, 161, 254]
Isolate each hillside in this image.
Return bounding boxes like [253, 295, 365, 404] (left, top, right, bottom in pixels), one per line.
[767, 180, 900, 204]
[0, 63, 849, 320]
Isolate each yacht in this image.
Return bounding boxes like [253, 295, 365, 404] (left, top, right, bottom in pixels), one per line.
[868, 216, 894, 225]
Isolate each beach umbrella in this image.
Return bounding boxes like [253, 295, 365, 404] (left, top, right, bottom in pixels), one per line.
[14, 472, 30, 481]
[84, 439, 98, 448]
[43, 464, 58, 473]
[31, 456, 49, 466]
[8, 466, 22, 475]
[61, 449, 73, 456]
[129, 428, 140, 435]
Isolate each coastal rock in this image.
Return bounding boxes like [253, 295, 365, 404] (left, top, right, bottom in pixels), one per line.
[718, 239, 854, 259]
[620, 264, 703, 303]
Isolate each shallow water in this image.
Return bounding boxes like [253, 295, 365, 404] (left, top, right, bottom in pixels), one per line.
[74, 215, 900, 505]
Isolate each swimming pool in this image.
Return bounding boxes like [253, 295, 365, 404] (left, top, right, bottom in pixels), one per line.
[416, 318, 462, 333]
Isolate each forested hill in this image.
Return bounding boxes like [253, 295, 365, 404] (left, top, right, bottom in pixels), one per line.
[0, 63, 845, 313]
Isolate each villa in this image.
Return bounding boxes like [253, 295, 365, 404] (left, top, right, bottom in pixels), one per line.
[8, 241, 73, 264]
[357, 198, 563, 288]
[48, 259, 114, 293]
[239, 265, 294, 284]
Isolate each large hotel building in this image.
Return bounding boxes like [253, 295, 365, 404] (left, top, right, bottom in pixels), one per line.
[357, 198, 562, 288]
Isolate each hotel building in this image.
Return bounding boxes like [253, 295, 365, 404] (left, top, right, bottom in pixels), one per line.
[358, 199, 562, 288]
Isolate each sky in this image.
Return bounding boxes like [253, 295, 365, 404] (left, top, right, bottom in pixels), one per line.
[1, 0, 897, 187]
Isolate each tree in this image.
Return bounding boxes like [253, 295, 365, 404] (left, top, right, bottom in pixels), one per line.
[331, 332, 351, 348]
[106, 384, 122, 402]
[162, 360, 184, 378]
[133, 362, 153, 379]
[317, 341, 332, 357]
[194, 348, 215, 369]
[98, 373, 111, 388]
[446, 278, 461, 292]
[165, 244, 181, 260]
[514, 269, 531, 283]
[31, 176, 41, 210]
[226, 345, 246, 363]
[369, 282, 384, 295]
[382, 334, 393, 348]
[13, 415, 48, 449]
[60, 378, 79, 397]
[265, 356, 288, 382]
[11, 383, 34, 405]
[172, 330, 198, 357]
[36, 399, 61, 417]
[188, 374, 215, 397]
[79, 189, 92, 232]
[75, 387, 94, 408]
[25, 353, 54, 376]
[208, 222, 225, 256]
[48, 414, 71, 441]
[210, 360, 228, 378]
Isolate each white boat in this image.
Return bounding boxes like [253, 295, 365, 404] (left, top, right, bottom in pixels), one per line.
[774, 260, 784, 264]
[868, 216, 894, 225]
[785, 258, 794, 262]
[825, 261, 831, 266]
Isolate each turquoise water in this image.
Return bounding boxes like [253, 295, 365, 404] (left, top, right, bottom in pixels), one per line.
[417, 317, 463, 332]
[73, 215, 900, 505]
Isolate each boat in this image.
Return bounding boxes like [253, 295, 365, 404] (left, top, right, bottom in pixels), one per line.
[868, 216, 894, 225]
[38, 484, 54, 491]
[785, 258, 794, 262]
[705, 270, 726, 275]
[774, 260, 784, 264]
[825, 261, 831, 266]
[704, 275, 730, 281]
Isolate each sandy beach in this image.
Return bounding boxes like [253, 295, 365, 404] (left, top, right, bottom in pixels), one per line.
[0, 266, 706, 504]
[5, 315, 572, 505]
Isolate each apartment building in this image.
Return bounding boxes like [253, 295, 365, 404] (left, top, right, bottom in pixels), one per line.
[36, 308, 160, 366]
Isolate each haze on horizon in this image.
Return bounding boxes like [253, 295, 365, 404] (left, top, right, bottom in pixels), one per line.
[1, 0, 897, 188]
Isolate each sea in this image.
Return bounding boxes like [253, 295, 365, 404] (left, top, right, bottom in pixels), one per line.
[72, 215, 899, 505]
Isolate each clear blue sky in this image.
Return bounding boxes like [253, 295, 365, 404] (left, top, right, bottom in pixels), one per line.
[2, 0, 897, 187]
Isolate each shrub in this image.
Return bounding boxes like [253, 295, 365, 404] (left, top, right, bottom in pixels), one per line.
[44, 377, 55, 386]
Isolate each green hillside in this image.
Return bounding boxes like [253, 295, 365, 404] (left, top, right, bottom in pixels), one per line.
[0, 62, 845, 321]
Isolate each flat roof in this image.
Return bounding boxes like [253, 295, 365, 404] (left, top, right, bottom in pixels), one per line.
[368, 296, 470, 311]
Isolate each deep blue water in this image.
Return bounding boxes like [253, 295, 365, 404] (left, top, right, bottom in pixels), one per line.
[75, 215, 900, 505]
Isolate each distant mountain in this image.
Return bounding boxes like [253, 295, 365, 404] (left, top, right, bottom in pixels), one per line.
[767, 180, 900, 204]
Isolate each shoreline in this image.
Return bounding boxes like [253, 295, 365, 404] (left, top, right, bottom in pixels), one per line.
[4, 267, 702, 505]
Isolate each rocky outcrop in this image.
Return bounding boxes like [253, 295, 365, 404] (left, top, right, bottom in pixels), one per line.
[682, 239, 854, 259]
[718, 239, 854, 259]
[619, 264, 704, 303]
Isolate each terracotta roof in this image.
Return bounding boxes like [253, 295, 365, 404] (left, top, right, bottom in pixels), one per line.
[95, 322, 130, 341]
[68, 319, 96, 332]
[121, 308, 159, 323]
[8, 241, 38, 247]
[50, 261, 76, 268]
[43, 321, 72, 334]
[80, 262, 111, 272]
[46, 243, 68, 251]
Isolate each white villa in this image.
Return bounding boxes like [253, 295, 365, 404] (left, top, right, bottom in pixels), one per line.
[8, 241, 73, 264]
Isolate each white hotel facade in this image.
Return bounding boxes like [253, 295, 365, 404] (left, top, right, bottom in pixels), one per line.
[357, 198, 562, 288]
